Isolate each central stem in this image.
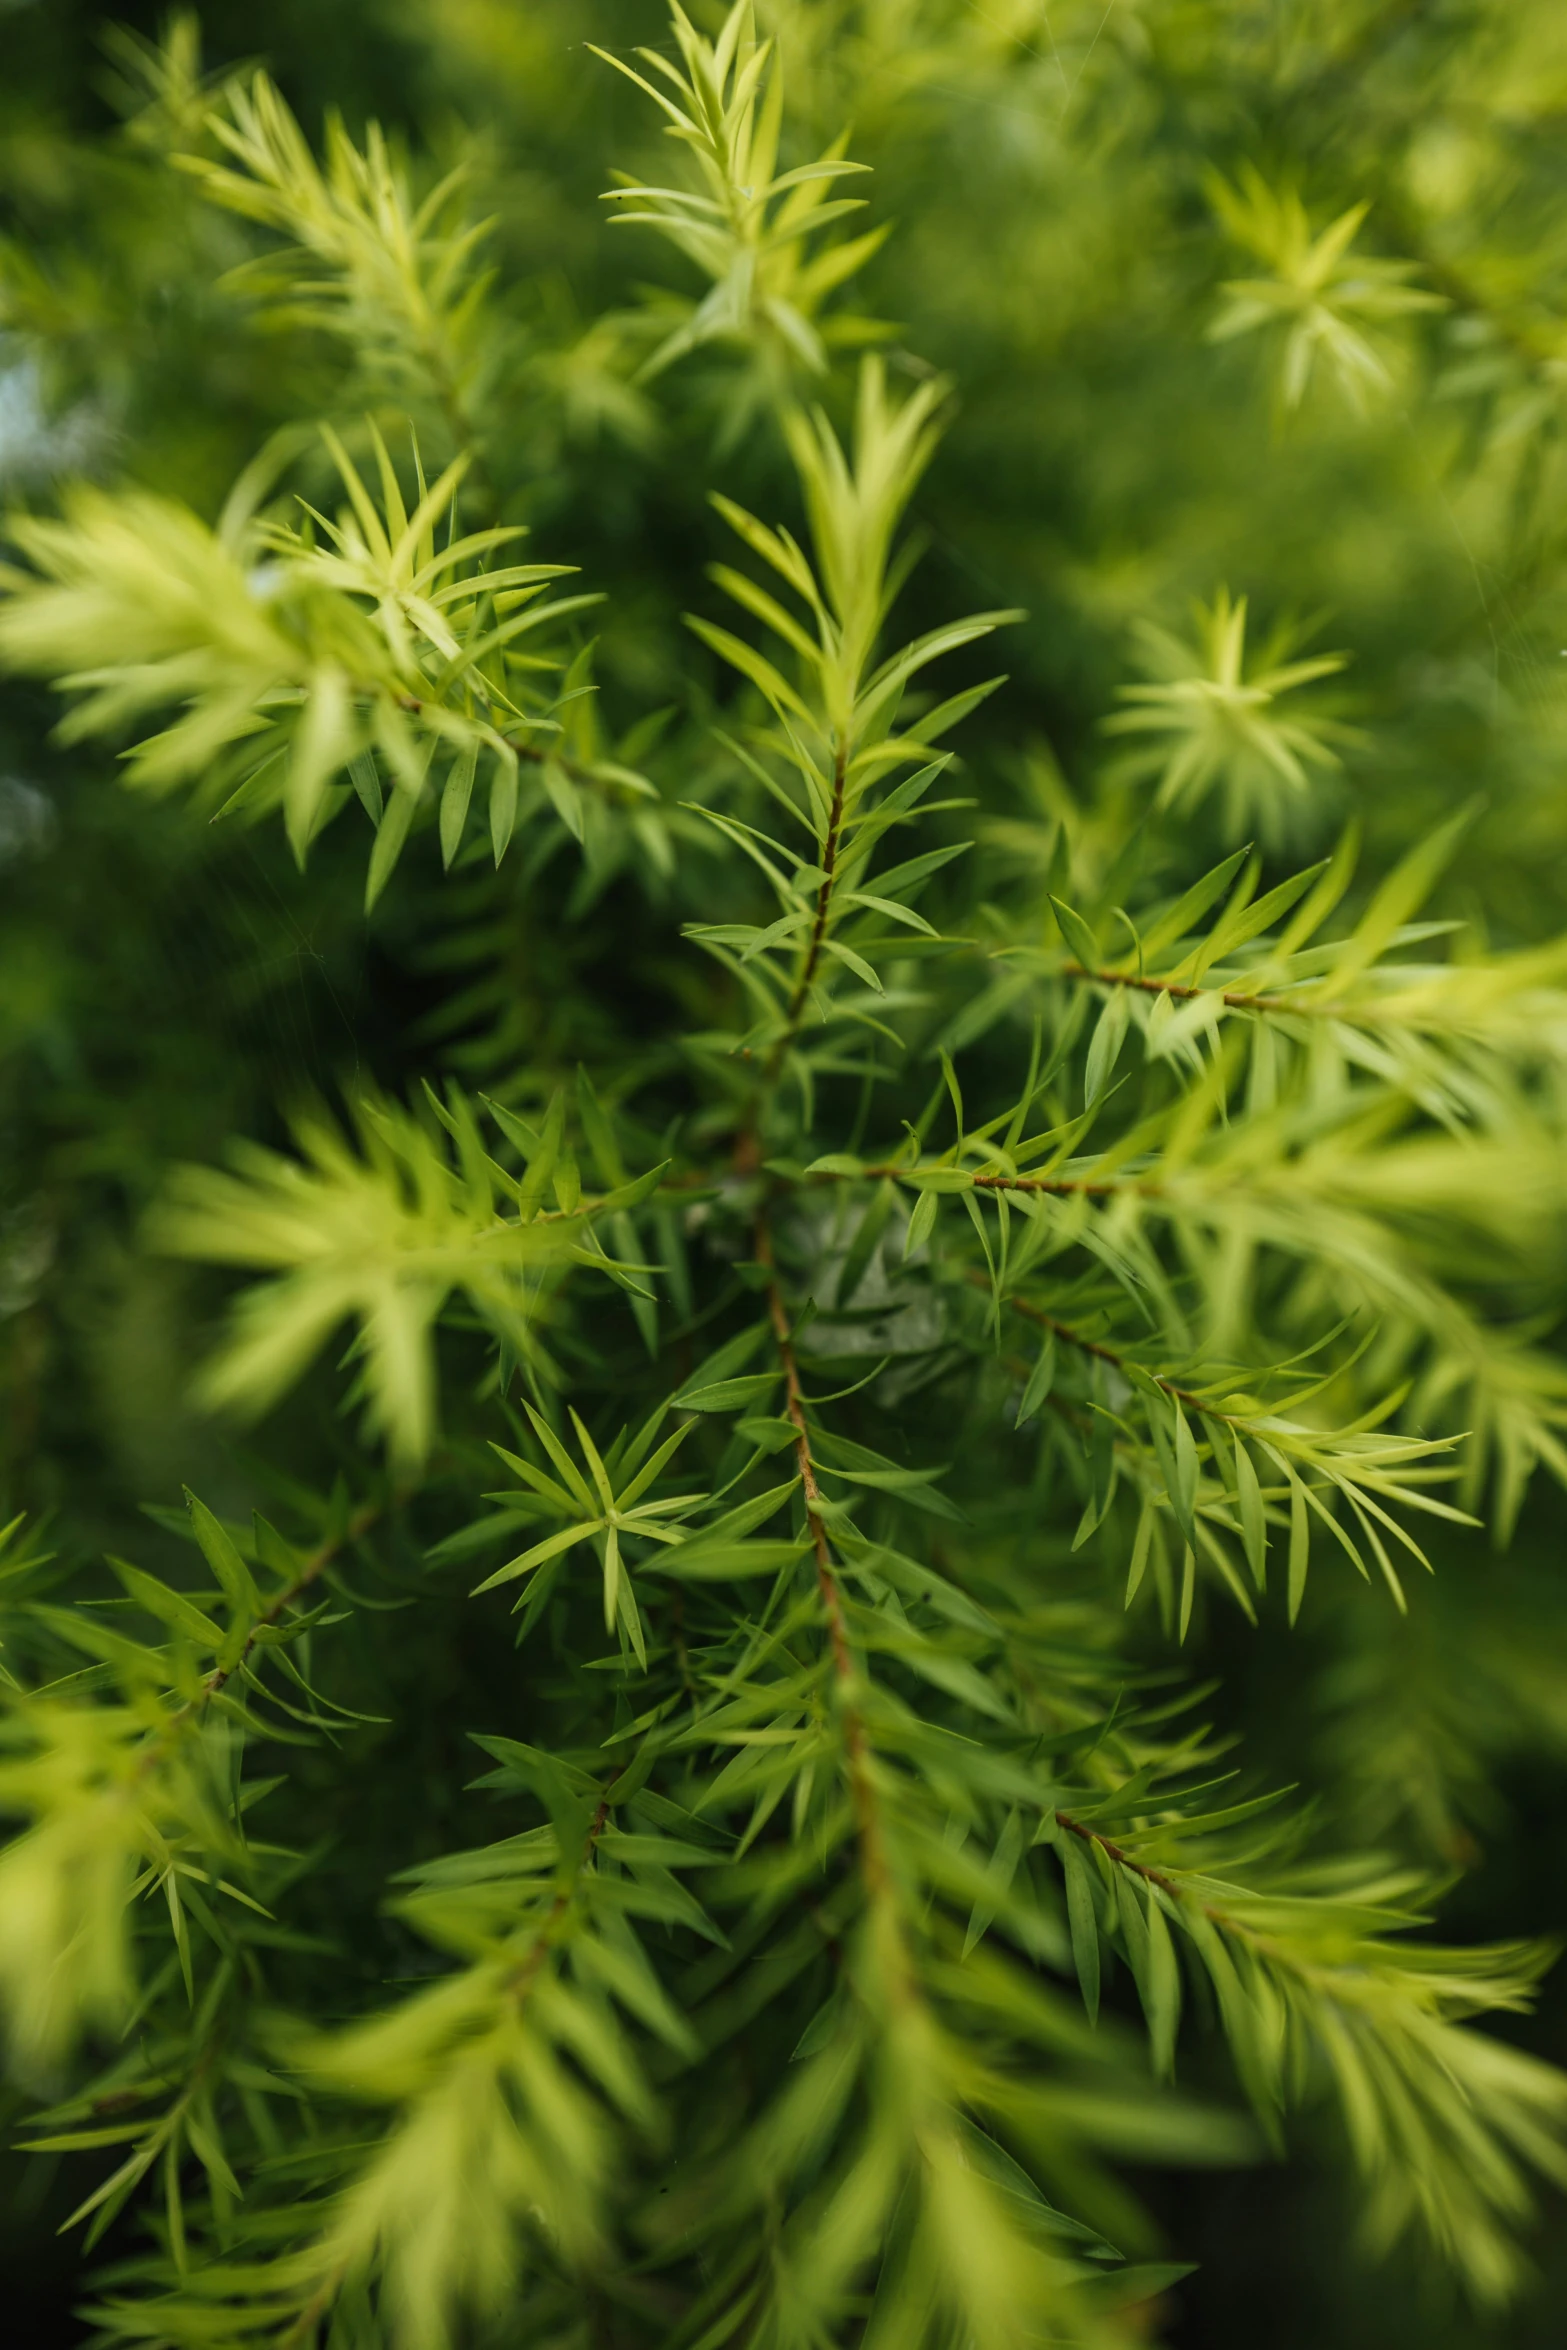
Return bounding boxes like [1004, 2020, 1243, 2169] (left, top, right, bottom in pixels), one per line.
[734, 739, 850, 1177]
[771, 737, 849, 1077]
[139, 1497, 388, 1789]
[755, 1205, 886, 1894]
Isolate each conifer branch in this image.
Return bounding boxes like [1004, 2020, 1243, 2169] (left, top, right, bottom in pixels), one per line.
[772, 736, 850, 1073]
[194, 1496, 385, 1710]
[755, 1203, 887, 1895]
[11, 6, 1567, 2336]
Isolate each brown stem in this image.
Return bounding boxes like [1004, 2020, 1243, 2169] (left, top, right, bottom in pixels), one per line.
[142, 1499, 387, 1780]
[590, 1158, 1149, 1226]
[1058, 960, 1388, 1023]
[1061, 961, 1297, 1016]
[1055, 1808, 1185, 1904]
[1054, 1806, 1335, 1991]
[970, 1168, 1153, 1199]
[754, 1205, 886, 1894]
[731, 741, 850, 1177]
[759, 740, 850, 1097]
[783, 743, 850, 1037]
[848, 1162, 1152, 1201]
[503, 1792, 615, 2001]
[990, 1284, 1222, 1423]
[756, 1216, 853, 1674]
[203, 1497, 385, 1709]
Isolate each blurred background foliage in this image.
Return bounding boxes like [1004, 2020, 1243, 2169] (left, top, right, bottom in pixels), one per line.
[4, 1, 1567, 2342]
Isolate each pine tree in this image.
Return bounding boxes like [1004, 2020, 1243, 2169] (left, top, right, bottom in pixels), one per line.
[3, 5, 1567, 2344]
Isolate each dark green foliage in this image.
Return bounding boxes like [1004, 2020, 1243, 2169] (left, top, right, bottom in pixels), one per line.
[3, 5, 1567, 2345]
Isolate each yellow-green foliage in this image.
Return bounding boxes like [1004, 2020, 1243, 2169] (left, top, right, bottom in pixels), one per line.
[4, 5, 1567, 2346]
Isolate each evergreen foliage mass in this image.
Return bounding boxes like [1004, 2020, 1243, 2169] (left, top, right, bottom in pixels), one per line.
[4, 4, 1567, 2343]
